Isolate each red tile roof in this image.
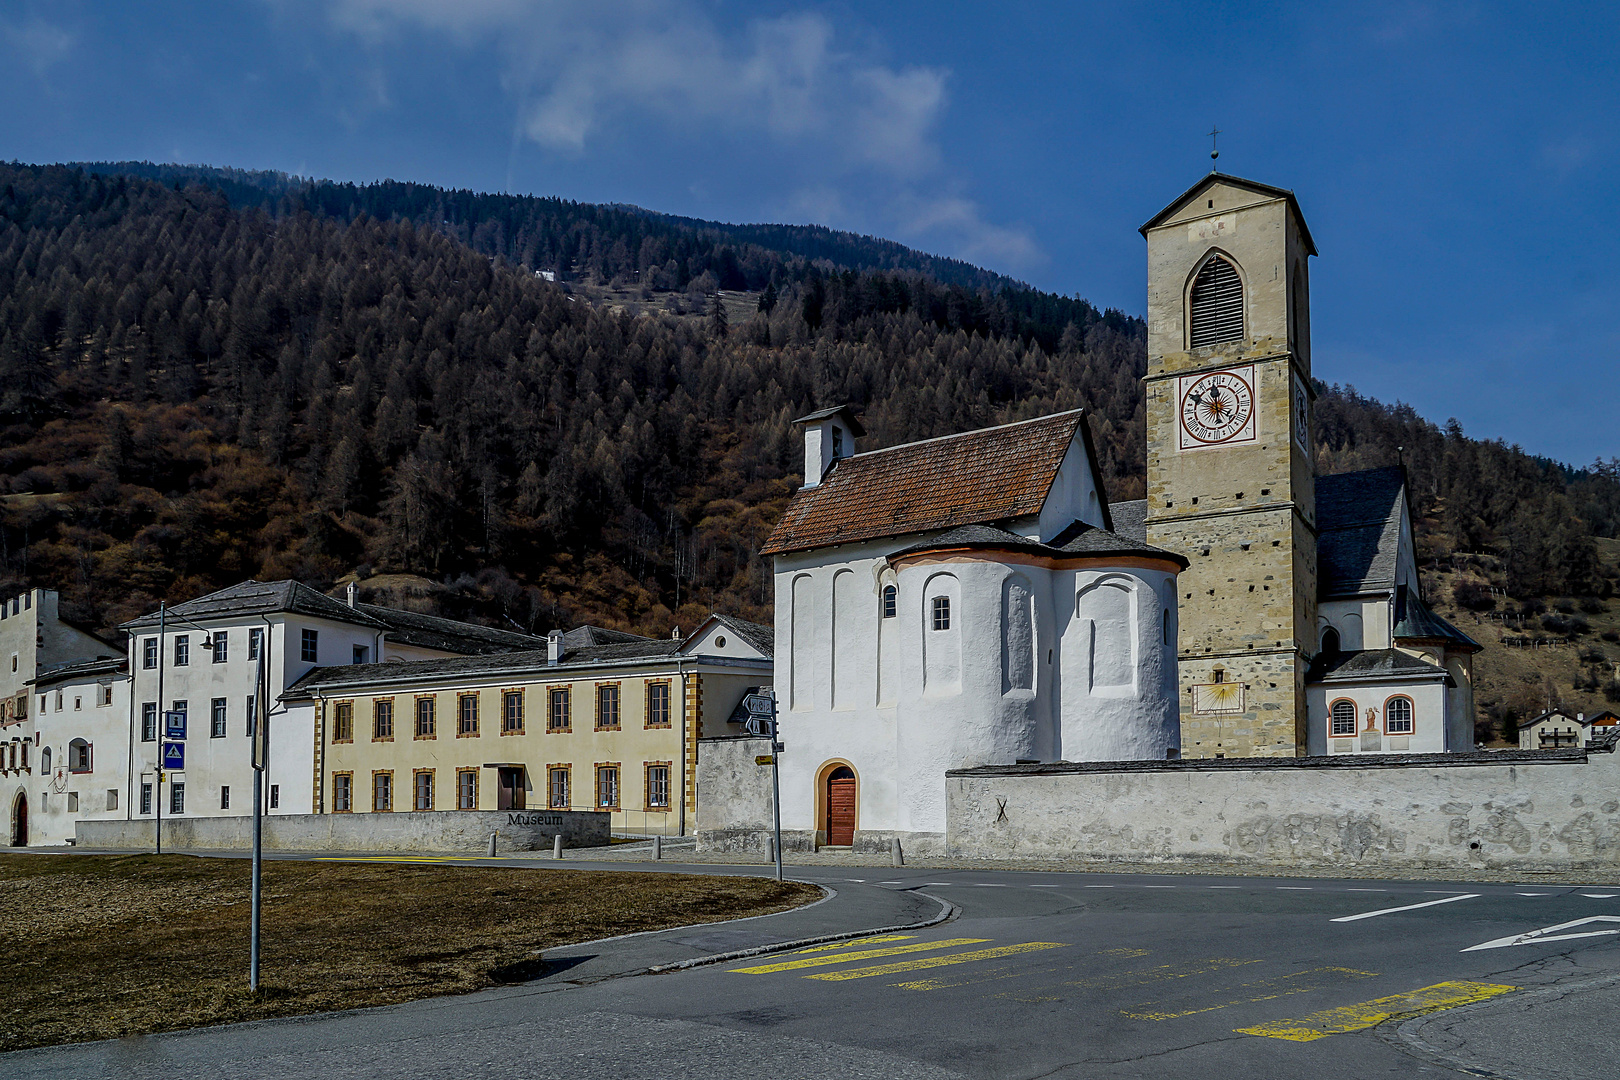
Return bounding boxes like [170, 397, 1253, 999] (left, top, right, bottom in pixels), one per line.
[760, 410, 1089, 556]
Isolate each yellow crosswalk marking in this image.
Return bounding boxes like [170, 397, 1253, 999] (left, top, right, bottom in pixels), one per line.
[791, 935, 917, 954]
[807, 942, 1069, 982]
[729, 938, 990, 974]
[1122, 967, 1377, 1020]
[907, 955, 1258, 996]
[1236, 980, 1516, 1041]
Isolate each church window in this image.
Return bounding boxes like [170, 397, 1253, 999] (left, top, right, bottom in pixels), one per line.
[882, 585, 897, 619]
[1321, 627, 1341, 654]
[931, 596, 951, 631]
[1330, 700, 1357, 737]
[1189, 254, 1244, 347]
[1385, 696, 1414, 735]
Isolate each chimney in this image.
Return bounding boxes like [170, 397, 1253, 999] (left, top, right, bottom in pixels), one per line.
[792, 405, 865, 488]
[346, 582, 357, 608]
[547, 629, 565, 666]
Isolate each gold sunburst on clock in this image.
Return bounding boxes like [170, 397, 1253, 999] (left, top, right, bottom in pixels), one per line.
[1192, 682, 1245, 715]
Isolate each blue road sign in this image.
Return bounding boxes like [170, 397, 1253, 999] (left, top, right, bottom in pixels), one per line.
[164, 710, 186, 739]
[162, 742, 185, 772]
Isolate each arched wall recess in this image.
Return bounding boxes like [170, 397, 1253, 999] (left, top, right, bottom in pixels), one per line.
[1077, 575, 1137, 694]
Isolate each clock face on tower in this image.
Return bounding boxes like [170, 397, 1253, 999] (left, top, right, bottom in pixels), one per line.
[1177, 365, 1256, 449]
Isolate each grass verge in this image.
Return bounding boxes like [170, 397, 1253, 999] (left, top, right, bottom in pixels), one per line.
[0, 853, 818, 1053]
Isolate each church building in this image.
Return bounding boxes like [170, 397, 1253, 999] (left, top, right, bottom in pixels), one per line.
[761, 407, 1187, 854]
[1137, 171, 1478, 758]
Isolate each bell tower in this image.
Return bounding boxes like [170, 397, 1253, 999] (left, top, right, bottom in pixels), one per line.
[1140, 174, 1317, 758]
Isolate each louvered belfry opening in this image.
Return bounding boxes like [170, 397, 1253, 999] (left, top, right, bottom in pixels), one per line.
[1189, 254, 1244, 347]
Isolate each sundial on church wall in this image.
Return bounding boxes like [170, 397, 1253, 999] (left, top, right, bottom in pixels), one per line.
[1177, 365, 1257, 450]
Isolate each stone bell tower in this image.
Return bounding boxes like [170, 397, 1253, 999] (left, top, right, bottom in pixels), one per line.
[1140, 174, 1317, 758]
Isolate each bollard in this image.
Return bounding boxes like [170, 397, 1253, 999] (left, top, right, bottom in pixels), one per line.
[765, 836, 775, 865]
[553, 833, 564, 860]
[652, 834, 662, 860]
[488, 831, 497, 857]
[891, 837, 904, 867]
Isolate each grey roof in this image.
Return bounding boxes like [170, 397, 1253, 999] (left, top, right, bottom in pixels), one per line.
[792, 404, 866, 437]
[354, 602, 548, 655]
[1139, 172, 1318, 255]
[560, 625, 652, 648]
[121, 579, 389, 631]
[1109, 499, 1148, 543]
[1517, 709, 1585, 731]
[1316, 466, 1406, 598]
[31, 656, 126, 686]
[889, 519, 1188, 568]
[1393, 588, 1481, 651]
[702, 613, 775, 658]
[1306, 648, 1453, 686]
[285, 637, 685, 697]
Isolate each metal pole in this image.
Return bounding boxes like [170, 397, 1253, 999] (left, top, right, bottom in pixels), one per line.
[155, 602, 165, 856]
[250, 754, 262, 992]
[769, 694, 783, 883]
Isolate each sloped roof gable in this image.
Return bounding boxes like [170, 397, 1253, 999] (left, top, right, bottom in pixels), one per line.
[761, 411, 1091, 556]
[1316, 466, 1406, 598]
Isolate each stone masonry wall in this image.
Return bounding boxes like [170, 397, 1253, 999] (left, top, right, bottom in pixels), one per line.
[947, 749, 1620, 875]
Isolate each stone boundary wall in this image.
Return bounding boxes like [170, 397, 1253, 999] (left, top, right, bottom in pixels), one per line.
[946, 748, 1620, 874]
[75, 808, 609, 853]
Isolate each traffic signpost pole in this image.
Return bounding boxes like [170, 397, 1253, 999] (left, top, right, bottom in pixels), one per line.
[769, 694, 784, 882]
[249, 651, 267, 992]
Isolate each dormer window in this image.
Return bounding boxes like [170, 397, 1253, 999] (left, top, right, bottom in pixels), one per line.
[1189, 254, 1243, 347]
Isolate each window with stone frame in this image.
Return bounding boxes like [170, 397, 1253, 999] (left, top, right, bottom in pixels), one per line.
[457, 768, 477, 809]
[415, 696, 436, 738]
[373, 699, 394, 740]
[414, 769, 434, 810]
[1188, 253, 1244, 347]
[547, 687, 570, 732]
[332, 772, 353, 812]
[373, 771, 393, 812]
[645, 680, 672, 728]
[211, 697, 228, 738]
[595, 764, 620, 809]
[458, 694, 479, 736]
[333, 700, 354, 742]
[645, 763, 671, 810]
[548, 765, 571, 809]
[596, 683, 621, 730]
[503, 690, 525, 734]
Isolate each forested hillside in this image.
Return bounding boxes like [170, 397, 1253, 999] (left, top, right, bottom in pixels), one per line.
[1, 162, 1616, 733]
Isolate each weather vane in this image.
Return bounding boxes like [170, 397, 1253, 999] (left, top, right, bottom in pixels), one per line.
[1209, 125, 1221, 171]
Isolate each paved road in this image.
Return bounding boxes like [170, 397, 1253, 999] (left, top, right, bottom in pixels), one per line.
[9, 857, 1620, 1079]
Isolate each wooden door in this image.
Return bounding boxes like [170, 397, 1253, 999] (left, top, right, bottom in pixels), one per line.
[825, 768, 856, 846]
[11, 794, 26, 847]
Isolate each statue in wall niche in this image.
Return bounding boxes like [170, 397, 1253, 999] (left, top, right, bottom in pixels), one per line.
[1364, 707, 1379, 732]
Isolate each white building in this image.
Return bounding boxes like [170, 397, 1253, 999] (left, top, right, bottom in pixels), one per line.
[114, 579, 549, 833]
[27, 658, 130, 845]
[760, 407, 1187, 855]
[1304, 467, 1481, 755]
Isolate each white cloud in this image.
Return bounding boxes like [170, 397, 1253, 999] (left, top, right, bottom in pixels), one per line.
[2, 15, 75, 76]
[322, 0, 1042, 270]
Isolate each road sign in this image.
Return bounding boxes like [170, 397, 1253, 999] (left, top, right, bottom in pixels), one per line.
[161, 742, 185, 772]
[164, 710, 187, 739]
[743, 692, 776, 717]
[755, 755, 775, 766]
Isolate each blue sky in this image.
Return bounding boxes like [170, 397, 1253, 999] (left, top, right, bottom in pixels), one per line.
[2, 1, 1615, 466]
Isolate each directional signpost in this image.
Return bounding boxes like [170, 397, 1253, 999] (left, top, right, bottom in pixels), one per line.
[164, 710, 187, 739]
[161, 741, 185, 772]
[743, 689, 784, 881]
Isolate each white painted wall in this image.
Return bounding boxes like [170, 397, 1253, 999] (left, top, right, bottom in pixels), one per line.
[24, 669, 131, 845]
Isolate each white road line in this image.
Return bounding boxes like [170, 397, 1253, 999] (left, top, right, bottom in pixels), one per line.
[1208, 886, 1241, 889]
[1463, 916, 1620, 952]
[1332, 893, 1480, 922]
[1583, 893, 1617, 899]
[1030, 884, 1061, 888]
[1085, 885, 1115, 889]
[1346, 888, 1387, 892]
[975, 883, 1008, 887]
[1142, 885, 1176, 889]
[1278, 887, 1312, 891]
[879, 881, 903, 885]
[1516, 892, 1550, 897]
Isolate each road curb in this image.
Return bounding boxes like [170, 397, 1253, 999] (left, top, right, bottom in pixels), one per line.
[644, 889, 960, 974]
[1385, 971, 1620, 1079]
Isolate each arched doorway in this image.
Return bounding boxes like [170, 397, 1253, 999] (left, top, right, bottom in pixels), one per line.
[825, 766, 856, 846]
[10, 792, 27, 847]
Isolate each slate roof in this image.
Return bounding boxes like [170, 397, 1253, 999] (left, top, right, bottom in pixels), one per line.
[761, 411, 1098, 556]
[31, 656, 126, 686]
[355, 603, 549, 655]
[698, 613, 775, 657]
[1109, 499, 1148, 543]
[889, 520, 1188, 568]
[1393, 588, 1481, 652]
[1516, 709, 1585, 731]
[561, 625, 652, 648]
[1315, 466, 1406, 598]
[1139, 172, 1318, 256]
[1306, 648, 1453, 686]
[121, 579, 389, 632]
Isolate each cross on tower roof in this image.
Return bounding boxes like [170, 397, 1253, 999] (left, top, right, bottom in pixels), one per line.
[1208, 125, 1221, 170]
